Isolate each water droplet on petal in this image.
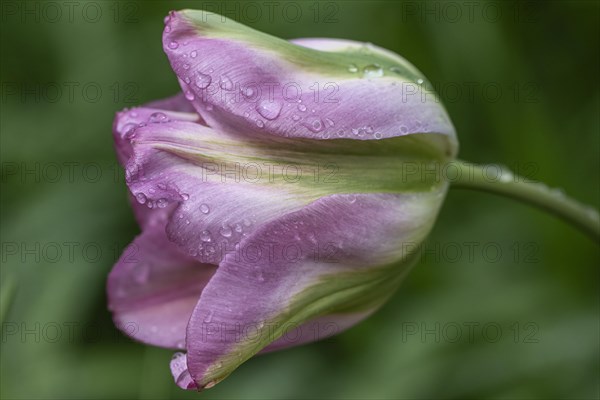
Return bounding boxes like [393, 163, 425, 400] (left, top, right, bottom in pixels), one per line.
[135, 193, 146, 204]
[123, 123, 138, 139]
[256, 100, 282, 120]
[183, 63, 190, 70]
[348, 64, 358, 73]
[242, 87, 255, 98]
[149, 112, 169, 124]
[292, 115, 300, 121]
[220, 225, 232, 238]
[219, 76, 233, 90]
[234, 223, 243, 233]
[200, 204, 210, 214]
[417, 78, 424, 85]
[304, 117, 323, 133]
[190, 50, 197, 58]
[156, 198, 168, 208]
[325, 118, 335, 127]
[256, 120, 265, 128]
[168, 41, 179, 49]
[363, 64, 384, 78]
[374, 132, 383, 139]
[200, 230, 212, 242]
[365, 125, 374, 134]
[194, 72, 211, 89]
[181, 193, 190, 201]
[184, 90, 195, 101]
[389, 66, 403, 74]
[203, 311, 214, 323]
[297, 104, 307, 112]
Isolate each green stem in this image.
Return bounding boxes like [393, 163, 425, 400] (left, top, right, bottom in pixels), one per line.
[449, 160, 600, 242]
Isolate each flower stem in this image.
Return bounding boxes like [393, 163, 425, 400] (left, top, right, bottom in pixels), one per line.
[449, 160, 600, 242]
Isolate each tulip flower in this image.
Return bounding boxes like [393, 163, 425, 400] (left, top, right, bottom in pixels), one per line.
[109, 9, 599, 392]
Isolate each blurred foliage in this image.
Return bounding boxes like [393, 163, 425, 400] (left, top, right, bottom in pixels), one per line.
[1, 1, 598, 399]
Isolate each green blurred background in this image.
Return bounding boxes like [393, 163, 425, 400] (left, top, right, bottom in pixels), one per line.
[1, 0, 599, 398]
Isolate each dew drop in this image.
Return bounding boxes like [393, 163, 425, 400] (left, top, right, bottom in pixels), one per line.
[195, 73, 212, 89]
[242, 86, 255, 98]
[149, 112, 169, 124]
[234, 223, 243, 233]
[203, 311, 214, 323]
[156, 198, 168, 208]
[304, 117, 323, 132]
[219, 76, 233, 90]
[123, 123, 137, 139]
[292, 115, 300, 121]
[256, 120, 265, 128]
[365, 125, 374, 134]
[181, 193, 190, 201]
[220, 225, 232, 238]
[325, 118, 335, 127]
[297, 104, 307, 112]
[363, 64, 384, 78]
[400, 126, 408, 133]
[200, 230, 212, 242]
[347, 64, 358, 73]
[135, 193, 146, 204]
[374, 132, 383, 139]
[417, 78, 424, 85]
[168, 41, 179, 49]
[183, 63, 190, 70]
[190, 50, 197, 58]
[184, 90, 195, 101]
[200, 203, 210, 214]
[389, 66, 403, 74]
[256, 100, 282, 120]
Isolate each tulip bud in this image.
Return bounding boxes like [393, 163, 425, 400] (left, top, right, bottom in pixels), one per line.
[109, 9, 457, 390]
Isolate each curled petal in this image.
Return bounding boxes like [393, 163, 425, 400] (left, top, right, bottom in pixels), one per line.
[107, 225, 216, 349]
[113, 92, 200, 166]
[184, 189, 445, 388]
[113, 93, 201, 228]
[125, 118, 448, 263]
[162, 10, 457, 156]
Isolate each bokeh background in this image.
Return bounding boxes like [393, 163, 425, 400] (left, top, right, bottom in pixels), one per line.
[1, 1, 599, 399]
